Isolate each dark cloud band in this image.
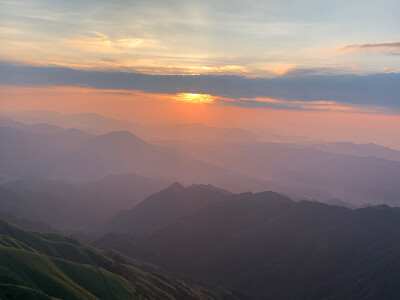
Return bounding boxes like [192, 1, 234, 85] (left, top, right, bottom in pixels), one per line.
[1, 61, 399, 109]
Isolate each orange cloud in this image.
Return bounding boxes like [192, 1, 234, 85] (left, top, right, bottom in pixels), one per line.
[237, 97, 381, 114]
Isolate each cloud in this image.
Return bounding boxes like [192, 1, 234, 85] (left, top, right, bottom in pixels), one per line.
[215, 97, 381, 113]
[67, 32, 145, 53]
[339, 41, 400, 54]
[0, 61, 399, 111]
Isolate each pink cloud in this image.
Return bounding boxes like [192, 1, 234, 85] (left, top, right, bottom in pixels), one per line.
[338, 41, 400, 53]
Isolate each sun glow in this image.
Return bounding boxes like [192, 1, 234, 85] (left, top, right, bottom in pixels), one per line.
[173, 93, 215, 104]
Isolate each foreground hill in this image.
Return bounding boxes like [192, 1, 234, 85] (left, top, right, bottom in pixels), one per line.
[98, 191, 400, 299]
[0, 220, 211, 300]
[103, 182, 231, 235]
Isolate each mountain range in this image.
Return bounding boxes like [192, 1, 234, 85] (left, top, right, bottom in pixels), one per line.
[167, 140, 400, 205]
[96, 186, 400, 299]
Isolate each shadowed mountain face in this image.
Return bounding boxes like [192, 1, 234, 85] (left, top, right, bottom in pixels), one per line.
[103, 182, 231, 235]
[0, 220, 211, 300]
[97, 191, 400, 300]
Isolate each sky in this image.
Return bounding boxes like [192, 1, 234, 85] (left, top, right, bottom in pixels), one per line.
[0, 0, 399, 147]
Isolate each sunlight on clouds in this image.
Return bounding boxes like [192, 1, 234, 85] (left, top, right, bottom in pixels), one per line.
[337, 41, 400, 53]
[240, 97, 381, 113]
[116, 38, 143, 48]
[166, 64, 248, 75]
[68, 31, 112, 53]
[68, 32, 144, 53]
[250, 62, 299, 76]
[173, 93, 215, 104]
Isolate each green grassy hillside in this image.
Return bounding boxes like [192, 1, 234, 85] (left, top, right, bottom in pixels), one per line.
[0, 220, 211, 300]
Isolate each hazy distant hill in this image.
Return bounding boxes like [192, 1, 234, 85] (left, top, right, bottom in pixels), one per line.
[0, 110, 257, 143]
[0, 126, 90, 180]
[0, 220, 211, 299]
[0, 116, 65, 135]
[0, 211, 58, 233]
[98, 191, 400, 299]
[34, 130, 266, 192]
[0, 110, 137, 134]
[5, 174, 169, 231]
[176, 141, 400, 205]
[308, 141, 400, 161]
[103, 182, 231, 235]
[2, 120, 400, 207]
[0, 126, 267, 192]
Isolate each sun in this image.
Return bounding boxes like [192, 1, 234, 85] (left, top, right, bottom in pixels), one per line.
[173, 93, 215, 104]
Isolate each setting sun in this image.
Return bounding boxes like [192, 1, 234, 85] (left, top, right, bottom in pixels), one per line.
[173, 93, 215, 104]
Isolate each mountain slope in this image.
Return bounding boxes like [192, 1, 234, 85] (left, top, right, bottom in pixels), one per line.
[0, 220, 211, 299]
[0, 211, 58, 233]
[99, 192, 400, 299]
[103, 182, 231, 235]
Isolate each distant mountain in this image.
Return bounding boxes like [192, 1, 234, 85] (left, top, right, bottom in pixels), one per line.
[0, 186, 28, 217]
[6, 174, 169, 231]
[145, 122, 257, 143]
[0, 126, 91, 180]
[0, 110, 138, 134]
[103, 182, 231, 235]
[0, 116, 65, 135]
[0, 211, 58, 233]
[0, 220, 211, 299]
[308, 141, 400, 161]
[1, 110, 257, 143]
[3, 118, 400, 207]
[34, 130, 266, 193]
[99, 192, 400, 299]
[176, 141, 400, 206]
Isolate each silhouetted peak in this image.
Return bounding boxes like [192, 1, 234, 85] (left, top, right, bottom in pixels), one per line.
[189, 183, 231, 195]
[232, 191, 292, 204]
[60, 128, 91, 137]
[98, 130, 144, 145]
[168, 182, 186, 191]
[366, 204, 392, 211]
[104, 130, 137, 138]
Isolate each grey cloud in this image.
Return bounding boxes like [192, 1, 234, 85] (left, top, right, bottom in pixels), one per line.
[1, 61, 399, 109]
[341, 41, 400, 52]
